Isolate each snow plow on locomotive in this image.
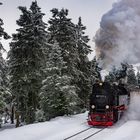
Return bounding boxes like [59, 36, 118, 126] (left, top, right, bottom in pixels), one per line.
[88, 82, 130, 126]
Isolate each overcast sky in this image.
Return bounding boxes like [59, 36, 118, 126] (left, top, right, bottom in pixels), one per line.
[0, 0, 115, 59]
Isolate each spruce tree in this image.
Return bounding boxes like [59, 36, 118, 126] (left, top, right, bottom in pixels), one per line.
[116, 63, 128, 82]
[90, 57, 102, 84]
[40, 42, 79, 120]
[105, 63, 128, 84]
[104, 66, 117, 83]
[136, 71, 140, 88]
[0, 54, 9, 111]
[48, 8, 79, 85]
[47, 8, 83, 113]
[127, 65, 137, 89]
[8, 1, 48, 124]
[75, 17, 91, 108]
[0, 2, 10, 126]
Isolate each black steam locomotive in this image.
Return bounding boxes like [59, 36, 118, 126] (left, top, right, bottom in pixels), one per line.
[88, 82, 130, 126]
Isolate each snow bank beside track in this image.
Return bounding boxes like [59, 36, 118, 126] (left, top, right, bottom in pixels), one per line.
[103, 121, 140, 140]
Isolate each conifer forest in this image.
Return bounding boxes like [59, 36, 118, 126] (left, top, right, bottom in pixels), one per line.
[0, 1, 139, 128]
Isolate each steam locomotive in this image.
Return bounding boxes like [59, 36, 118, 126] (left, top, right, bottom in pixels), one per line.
[88, 82, 130, 126]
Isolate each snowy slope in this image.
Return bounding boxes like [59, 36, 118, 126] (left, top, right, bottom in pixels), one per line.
[0, 94, 140, 140]
[0, 112, 90, 140]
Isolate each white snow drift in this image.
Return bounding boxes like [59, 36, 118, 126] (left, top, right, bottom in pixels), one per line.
[0, 94, 140, 140]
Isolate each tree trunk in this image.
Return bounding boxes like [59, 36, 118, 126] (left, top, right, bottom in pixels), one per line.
[15, 111, 20, 128]
[11, 105, 14, 124]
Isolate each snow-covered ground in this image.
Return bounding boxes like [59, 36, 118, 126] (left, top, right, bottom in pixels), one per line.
[0, 112, 90, 140]
[1, 93, 140, 140]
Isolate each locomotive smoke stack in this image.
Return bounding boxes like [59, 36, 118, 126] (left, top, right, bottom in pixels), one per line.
[95, 0, 140, 69]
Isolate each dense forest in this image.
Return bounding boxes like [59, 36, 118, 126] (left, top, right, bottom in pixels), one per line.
[0, 1, 139, 128]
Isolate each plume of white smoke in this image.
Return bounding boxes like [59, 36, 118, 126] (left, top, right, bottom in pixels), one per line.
[124, 93, 140, 121]
[95, 0, 140, 68]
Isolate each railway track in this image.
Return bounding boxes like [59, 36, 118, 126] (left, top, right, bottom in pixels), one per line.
[83, 128, 106, 140]
[64, 127, 106, 140]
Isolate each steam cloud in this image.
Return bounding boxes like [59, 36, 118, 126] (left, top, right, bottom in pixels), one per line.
[95, 0, 140, 68]
[124, 93, 140, 121]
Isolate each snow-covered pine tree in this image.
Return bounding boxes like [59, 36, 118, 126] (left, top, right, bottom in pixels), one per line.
[0, 53, 11, 116]
[40, 42, 79, 120]
[105, 63, 128, 84]
[48, 8, 79, 87]
[136, 71, 140, 88]
[75, 17, 91, 108]
[116, 63, 128, 83]
[104, 66, 117, 83]
[0, 2, 10, 126]
[0, 54, 9, 111]
[90, 57, 102, 85]
[127, 65, 137, 90]
[8, 1, 48, 124]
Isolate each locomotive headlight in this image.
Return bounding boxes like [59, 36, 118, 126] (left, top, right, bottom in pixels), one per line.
[99, 83, 103, 86]
[105, 105, 109, 109]
[91, 105, 95, 109]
